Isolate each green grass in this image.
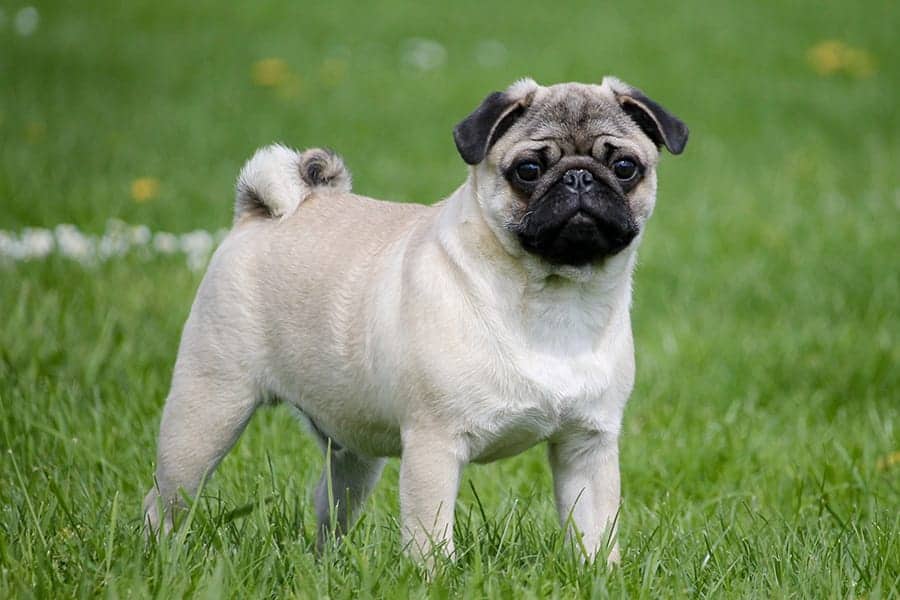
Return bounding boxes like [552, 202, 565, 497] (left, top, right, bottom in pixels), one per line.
[2, 0, 898, 597]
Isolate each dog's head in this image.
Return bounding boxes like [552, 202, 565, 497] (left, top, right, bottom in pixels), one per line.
[454, 77, 688, 267]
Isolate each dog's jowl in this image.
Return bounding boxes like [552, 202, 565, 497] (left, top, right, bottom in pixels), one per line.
[143, 77, 688, 565]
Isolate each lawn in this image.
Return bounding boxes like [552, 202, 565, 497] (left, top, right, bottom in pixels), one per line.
[1, 0, 898, 597]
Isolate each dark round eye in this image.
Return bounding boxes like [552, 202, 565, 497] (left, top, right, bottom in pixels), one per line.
[612, 158, 639, 181]
[515, 161, 542, 182]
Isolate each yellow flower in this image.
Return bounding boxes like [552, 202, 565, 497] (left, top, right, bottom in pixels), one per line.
[252, 58, 290, 87]
[876, 451, 900, 471]
[131, 177, 160, 202]
[807, 40, 876, 78]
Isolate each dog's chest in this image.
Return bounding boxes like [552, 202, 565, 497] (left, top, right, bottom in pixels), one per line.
[462, 318, 628, 463]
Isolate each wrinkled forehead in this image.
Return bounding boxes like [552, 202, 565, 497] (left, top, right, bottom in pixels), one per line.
[516, 83, 642, 151]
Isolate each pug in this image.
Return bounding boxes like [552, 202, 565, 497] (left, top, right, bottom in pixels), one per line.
[143, 76, 687, 565]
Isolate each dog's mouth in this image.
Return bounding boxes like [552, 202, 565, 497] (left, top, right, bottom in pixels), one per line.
[511, 184, 638, 266]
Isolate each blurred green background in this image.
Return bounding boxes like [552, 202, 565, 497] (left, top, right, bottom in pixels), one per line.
[1, 1, 898, 597]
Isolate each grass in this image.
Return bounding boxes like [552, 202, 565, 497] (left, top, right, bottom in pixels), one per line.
[1, 0, 898, 597]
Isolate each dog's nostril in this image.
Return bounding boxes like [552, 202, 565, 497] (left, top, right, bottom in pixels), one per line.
[562, 169, 594, 191]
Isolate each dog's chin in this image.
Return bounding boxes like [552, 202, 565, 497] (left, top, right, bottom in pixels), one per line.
[517, 212, 638, 266]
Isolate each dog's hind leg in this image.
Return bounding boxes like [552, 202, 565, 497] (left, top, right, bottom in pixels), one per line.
[143, 370, 258, 536]
[308, 425, 385, 549]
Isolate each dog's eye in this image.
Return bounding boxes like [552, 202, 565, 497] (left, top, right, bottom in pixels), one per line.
[515, 161, 542, 182]
[612, 158, 639, 181]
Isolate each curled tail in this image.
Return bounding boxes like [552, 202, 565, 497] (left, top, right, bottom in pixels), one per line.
[234, 144, 352, 222]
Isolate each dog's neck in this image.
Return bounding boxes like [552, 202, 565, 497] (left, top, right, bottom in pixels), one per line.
[434, 177, 637, 341]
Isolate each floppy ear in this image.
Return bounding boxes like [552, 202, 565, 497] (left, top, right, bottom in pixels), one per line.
[604, 77, 689, 155]
[453, 87, 533, 165]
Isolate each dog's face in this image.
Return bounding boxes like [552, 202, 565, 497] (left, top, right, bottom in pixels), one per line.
[454, 77, 688, 267]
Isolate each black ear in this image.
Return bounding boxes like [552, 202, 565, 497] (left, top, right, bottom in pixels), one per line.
[615, 86, 689, 155]
[453, 92, 529, 165]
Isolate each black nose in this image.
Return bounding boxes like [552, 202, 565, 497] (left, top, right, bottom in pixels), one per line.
[561, 169, 594, 192]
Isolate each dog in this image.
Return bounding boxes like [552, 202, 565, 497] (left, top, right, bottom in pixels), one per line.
[143, 76, 688, 565]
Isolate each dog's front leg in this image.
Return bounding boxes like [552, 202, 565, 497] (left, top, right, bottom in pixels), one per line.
[399, 429, 462, 562]
[548, 431, 621, 565]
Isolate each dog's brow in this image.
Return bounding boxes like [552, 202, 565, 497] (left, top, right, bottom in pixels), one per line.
[511, 144, 551, 159]
[602, 143, 617, 161]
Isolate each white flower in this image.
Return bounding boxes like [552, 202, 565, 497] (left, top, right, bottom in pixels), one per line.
[153, 232, 178, 254]
[180, 230, 215, 271]
[402, 38, 447, 71]
[21, 228, 54, 259]
[99, 219, 131, 258]
[1, 222, 225, 270]
[14, 6, 39, 37]
[131, 225, 152, 246]
[179, 230, 214, 255]
[54, 224, 95, 263]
